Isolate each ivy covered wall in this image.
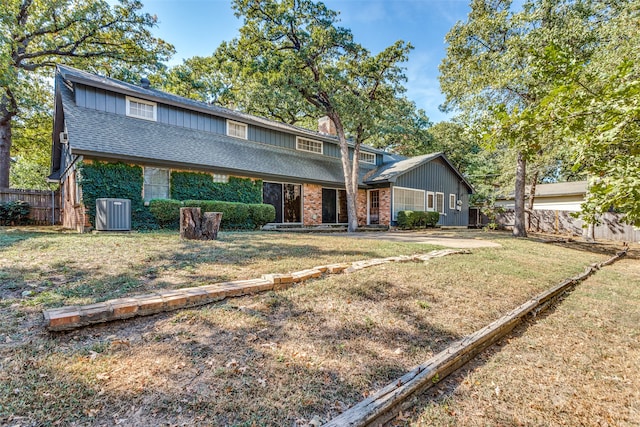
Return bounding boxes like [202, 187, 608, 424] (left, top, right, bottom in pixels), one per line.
[77, 161, 157, 229]
[170, 172, 262, 204]
[77, 162, 265, 230]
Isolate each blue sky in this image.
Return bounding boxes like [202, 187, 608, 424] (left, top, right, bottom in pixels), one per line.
[138, 0, 472, 123]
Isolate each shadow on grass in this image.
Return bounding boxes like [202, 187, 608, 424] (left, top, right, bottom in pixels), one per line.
[3, 289, 466, 427]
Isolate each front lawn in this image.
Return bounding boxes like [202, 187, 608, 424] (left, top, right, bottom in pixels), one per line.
[0, 229, 624, 426]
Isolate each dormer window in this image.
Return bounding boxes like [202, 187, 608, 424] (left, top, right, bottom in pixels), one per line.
[296, 137, 323, 154]
[126, 96, 156, 121]
[227, 120, 248, 139]
[358, 151, 376, 164]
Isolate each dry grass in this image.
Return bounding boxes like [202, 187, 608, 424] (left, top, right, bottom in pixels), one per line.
[408, 257, 640, 427]
[0, 228, 629, 426]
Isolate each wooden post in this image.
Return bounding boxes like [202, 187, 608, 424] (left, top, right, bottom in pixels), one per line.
[201, 212, 223, 240]
[180, 207, 201, 240]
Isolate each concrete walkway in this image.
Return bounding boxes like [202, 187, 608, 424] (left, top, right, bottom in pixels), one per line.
[343, 231, 502, 248]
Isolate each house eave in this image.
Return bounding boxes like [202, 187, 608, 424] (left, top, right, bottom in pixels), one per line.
[74, 150, 370, 189]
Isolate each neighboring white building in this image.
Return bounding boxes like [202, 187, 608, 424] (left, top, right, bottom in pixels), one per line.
[496, 181, 587, 212]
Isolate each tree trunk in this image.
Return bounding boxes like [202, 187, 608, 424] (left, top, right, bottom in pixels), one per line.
[332, 114, 359, 233]
[0, 112, 13, 188]
[201, 212, 222, 240]
[527, 171, 539, 231]
[180, 207, 201, 239]
[513, 152, 527, 237]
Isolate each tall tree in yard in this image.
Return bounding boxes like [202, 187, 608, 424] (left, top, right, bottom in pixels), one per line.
[536, 0, 640, 226]
[0, 0, 174, 188]
[221, 0, 412, 232]
[440, 0, 595, 237]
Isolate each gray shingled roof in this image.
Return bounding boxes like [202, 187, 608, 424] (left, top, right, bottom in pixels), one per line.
[57, 65, 387, 155]
[60, 82, 371, 186]
[364, 152, 474, 192]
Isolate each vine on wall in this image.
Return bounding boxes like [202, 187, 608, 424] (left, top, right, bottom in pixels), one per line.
[77, 162, 157, 229]
[171, 172, 262, 204]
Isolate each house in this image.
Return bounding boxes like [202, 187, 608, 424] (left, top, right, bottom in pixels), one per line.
[49, 65, 473, 231]
[495, 181, 588, 212]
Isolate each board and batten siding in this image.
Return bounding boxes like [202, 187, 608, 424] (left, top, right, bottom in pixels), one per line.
[394, 157, 471, 226]
[73, 83, 356, 158]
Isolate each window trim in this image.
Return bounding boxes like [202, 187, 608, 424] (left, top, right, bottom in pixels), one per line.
[143, 167, 170, 202]
[392, 186, 426, 221]
[125, 96, 157, 121]
[296, 136, 323, 154]
[449, 194, 457, 210]
[435, 192, 445, 214]
[358, 151, 376, 165]
[226, 119, 248, 139]
[426, 191, 435, 211]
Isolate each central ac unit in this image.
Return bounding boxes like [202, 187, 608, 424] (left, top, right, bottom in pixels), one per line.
[96, 198, 131, 231]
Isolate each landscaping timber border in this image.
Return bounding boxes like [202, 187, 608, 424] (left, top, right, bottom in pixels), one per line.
[322, 248, 628, 427]
[43, 249, 466, 331]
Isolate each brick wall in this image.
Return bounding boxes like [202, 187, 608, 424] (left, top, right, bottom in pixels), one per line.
[357, 189, 367, 226]
[303, 183, 323, 225]
[62, 171, 89, 232]
[379, 187, 391, 226]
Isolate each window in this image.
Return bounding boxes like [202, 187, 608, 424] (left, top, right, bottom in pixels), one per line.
[213, 174, 228, 183]
[449, 194, 457, 210]
[392, 187, 425, 220]
[426, 192, 435, 211]
[435, 192, 445, 214]
[144, 167, 169, 201]
[358, 151, 376, 164]
[227, 120, 248, 139]
[296, 137, 323, 154]
[126, 96, 156, 121]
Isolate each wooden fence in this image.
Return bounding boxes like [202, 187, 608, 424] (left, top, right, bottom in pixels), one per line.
[0, 188, 60, 225]
[496, 209, 640, 243]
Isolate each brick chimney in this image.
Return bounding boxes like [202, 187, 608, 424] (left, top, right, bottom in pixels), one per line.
[318, 116, 337, 136]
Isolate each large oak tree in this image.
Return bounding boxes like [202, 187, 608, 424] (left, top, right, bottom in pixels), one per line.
[0, 0, 174, 188]
[216, 0, 412, 232]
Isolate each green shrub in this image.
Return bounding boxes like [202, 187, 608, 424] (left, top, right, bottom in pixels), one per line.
[0, 200, 30, 225]
[397, 210, 440, 229]
[148, 199, 182, 228]
[167, 200, 275, 230]
[397, 210, 413, 229]
[425, 211, 440, 227]
[248, 203, 276, 228]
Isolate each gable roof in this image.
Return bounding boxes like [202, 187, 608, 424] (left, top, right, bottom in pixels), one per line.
[56, 65, 386, 155]
[56, 77, 371, 186]
[364, 152, 474, 192]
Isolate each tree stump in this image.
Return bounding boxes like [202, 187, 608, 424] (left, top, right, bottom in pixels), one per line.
[201, 212, 223, 240]
[180, 207, 223, 240]
[180, 207, 202, 239]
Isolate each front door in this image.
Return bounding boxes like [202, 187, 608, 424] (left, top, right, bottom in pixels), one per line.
[369, 190, 380, 225]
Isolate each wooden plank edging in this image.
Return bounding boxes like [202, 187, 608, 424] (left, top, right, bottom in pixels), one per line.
[322, 249, 628, 427]
[42, 249, 468, 331]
